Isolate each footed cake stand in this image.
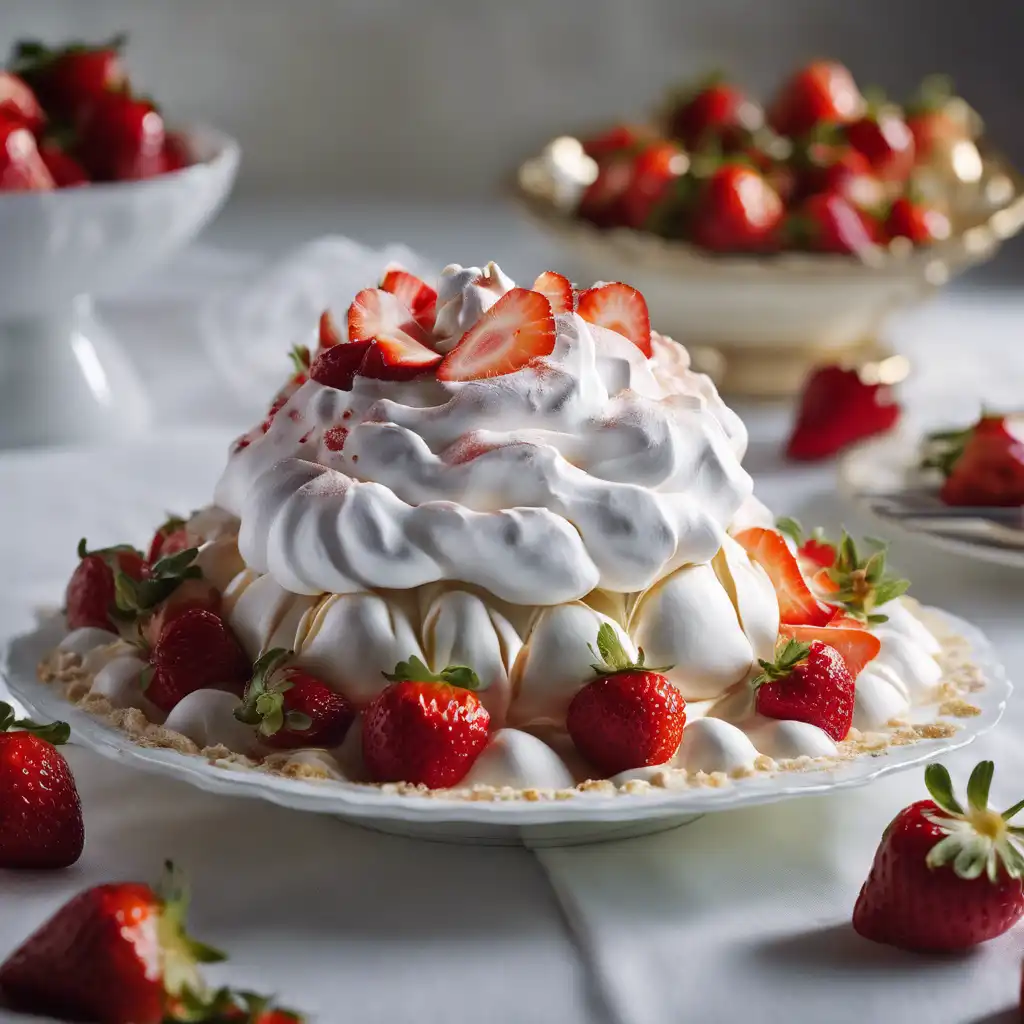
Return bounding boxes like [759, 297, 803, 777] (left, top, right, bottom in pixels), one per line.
[0, 125, 238, 449]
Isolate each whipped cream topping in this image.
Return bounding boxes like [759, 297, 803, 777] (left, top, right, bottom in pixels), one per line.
[215, 264, 752, 605]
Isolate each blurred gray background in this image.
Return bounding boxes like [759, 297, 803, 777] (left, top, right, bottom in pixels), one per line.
[3, 0, 1022, 275]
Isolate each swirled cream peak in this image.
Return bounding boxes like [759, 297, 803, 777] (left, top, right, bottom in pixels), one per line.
[215, 263, 753, 604]
[433, 262, 515, 351]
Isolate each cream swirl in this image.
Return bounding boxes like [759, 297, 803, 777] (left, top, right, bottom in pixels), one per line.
[215, 267, 752, 605]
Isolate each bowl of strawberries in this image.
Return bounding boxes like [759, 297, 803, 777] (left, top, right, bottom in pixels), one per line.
[516, 60, 1024, 397]
[0, 35, 239, 449]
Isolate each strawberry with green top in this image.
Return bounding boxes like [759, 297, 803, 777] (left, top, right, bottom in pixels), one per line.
[173, 987, 306, 1023]
[567, 624, 685, 776]
[817, 530, 909, 624]
[775, 516, 837, 569]
[753, 636, 855, 741]
[0, 703, 82, 870]
[235, 648, 355, 750]
[362, 656, 490, 788]
[65, 537, 147, 632]
[854, 760, 1024, 952]
[923, 413, 1024, 507]
[0, 861, 225, 1024]
[146, 513, 192, 565]
[664, 74, 762, 152]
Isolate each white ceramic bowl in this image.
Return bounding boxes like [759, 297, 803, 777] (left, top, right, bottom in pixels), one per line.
[516, 137, 1024, 396]
[0, 124, 239, 448]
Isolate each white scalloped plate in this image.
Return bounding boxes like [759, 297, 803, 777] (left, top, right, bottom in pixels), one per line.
[839, 432, 1024, 570]
[1, 610, 1011, 845]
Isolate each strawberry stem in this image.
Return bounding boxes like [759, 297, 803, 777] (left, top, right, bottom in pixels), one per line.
[752, 637, 810, 688]
[925, 762, 965, 815]
[382, 654, 481, 691]
[0, 702, 71, 744]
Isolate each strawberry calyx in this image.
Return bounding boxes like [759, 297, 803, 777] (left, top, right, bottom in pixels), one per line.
[751, 637, 811, 690]
[382, 654, 481, 692]
[169, 986, 304, 1023]
[821, 530, 909, 623]
[77, 536, 144, 565]
[113, 546, 203, 623]
[921, 413, 1003, 477]
[904, 73, 956, 118]
[233, 648, 312, 737]
[922, 761, 1024, 883]
[775, 516, 837, 568]
[10, 34, 127, 75]
[289, 344, 312, 377]
[588, 622, 671, 677]
[154, 861, 226, 1003]
[0, 701, 70, 745]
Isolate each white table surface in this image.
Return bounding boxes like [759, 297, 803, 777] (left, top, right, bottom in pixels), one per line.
[2, 197, 1024, 1024]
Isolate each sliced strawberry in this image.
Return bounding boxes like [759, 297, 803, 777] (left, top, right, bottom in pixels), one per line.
[576, 282, 652, 358]
[437, 288, 555, 382]
[380, 270, 437, 332]
[318, 310, 343, 349]
[827, 609, 867, 630]
[532, 271, 574, 314]
[309, 340, 373, 391]
[780, 624, 880, 677]
[347, 288, 441, 381]
[734, 527, 833, 626]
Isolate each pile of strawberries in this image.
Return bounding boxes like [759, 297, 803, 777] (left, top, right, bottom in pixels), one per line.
[577, 60, 969, 255]
[0, 34, 190, 191]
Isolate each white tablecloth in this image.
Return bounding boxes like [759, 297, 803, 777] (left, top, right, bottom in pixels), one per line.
[2, 200, 1024, 1024]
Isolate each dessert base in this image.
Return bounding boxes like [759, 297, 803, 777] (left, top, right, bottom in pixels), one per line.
[3, 607, 1009, 846]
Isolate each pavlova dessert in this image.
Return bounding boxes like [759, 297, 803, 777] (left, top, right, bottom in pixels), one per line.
[39, 263, 984, 797]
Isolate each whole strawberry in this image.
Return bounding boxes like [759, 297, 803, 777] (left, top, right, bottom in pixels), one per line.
[234, 648, 355, 750]
[362, 656, 490, 788]
[567, 624, 685, 776]
[854, 761, 1024, 952]
[143, 607, 250, 714]
[65, 537, 147, 632]
[0, 703, 82, 870]
[0, 862, 224, 1024]
[146, 513, 192, 565]
[753, 637, 854, 741]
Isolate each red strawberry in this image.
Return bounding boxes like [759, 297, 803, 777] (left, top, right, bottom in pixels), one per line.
[619, 141, 686, 229]
[65, 538, 147, 632]
[885, 196, 951, 245]
[235, 649, 355, 750]
[567, 624, 686, 776]
[581, 123, 653, 161]
[935, 415, 1024, 507]
[437, 287, 555, 382]
[854, 760, 1024, 952]
[577, 158, 633, 228]
[347, 287, 441, 381]
[768, 60, 864, 137]
[11, 36, 127, 125]
[786, 191, 881, 254]
[845, 110, 916, 183]
[666, 78, 761, 151]
[0, 117, 54, 191]
[778, 624, 880, 676]
[796, 145, 884, 209]
[753, 637, 854, 741]
[146, 514, 191, 565]
[362, 656, 490, 788]
[775, 516, 837, 569]
[318, 309, 343, 349]
[689, 164, 784, 253]
[159, 131, 191, 173]
[532, 271, 574, 314]
[0, 862, 225, 1024]
[733, 527, 833, 626]
[38, 140, 89, 186]
[139, 576, 221, 649]
[814, 531, 910, 624]
[379, 270, 437, 332]
[76, 91, 166, 182]
[309, 338, 373, 391]
[0, 704, 82, 870]
[144, 608, 249, 713]
[0, 72, 44, 133]
[786, 364, 901, 460]
[904, 75, 972, 162]
[576, 281, 652, 357]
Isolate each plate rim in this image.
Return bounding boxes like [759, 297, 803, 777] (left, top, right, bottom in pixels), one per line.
[838, 432, 1024, 569]
[1, 609, 1012, 827]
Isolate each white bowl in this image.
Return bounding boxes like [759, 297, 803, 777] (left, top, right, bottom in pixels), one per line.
[0, 124, 239, 448]
[516, 137, 1024, 396]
